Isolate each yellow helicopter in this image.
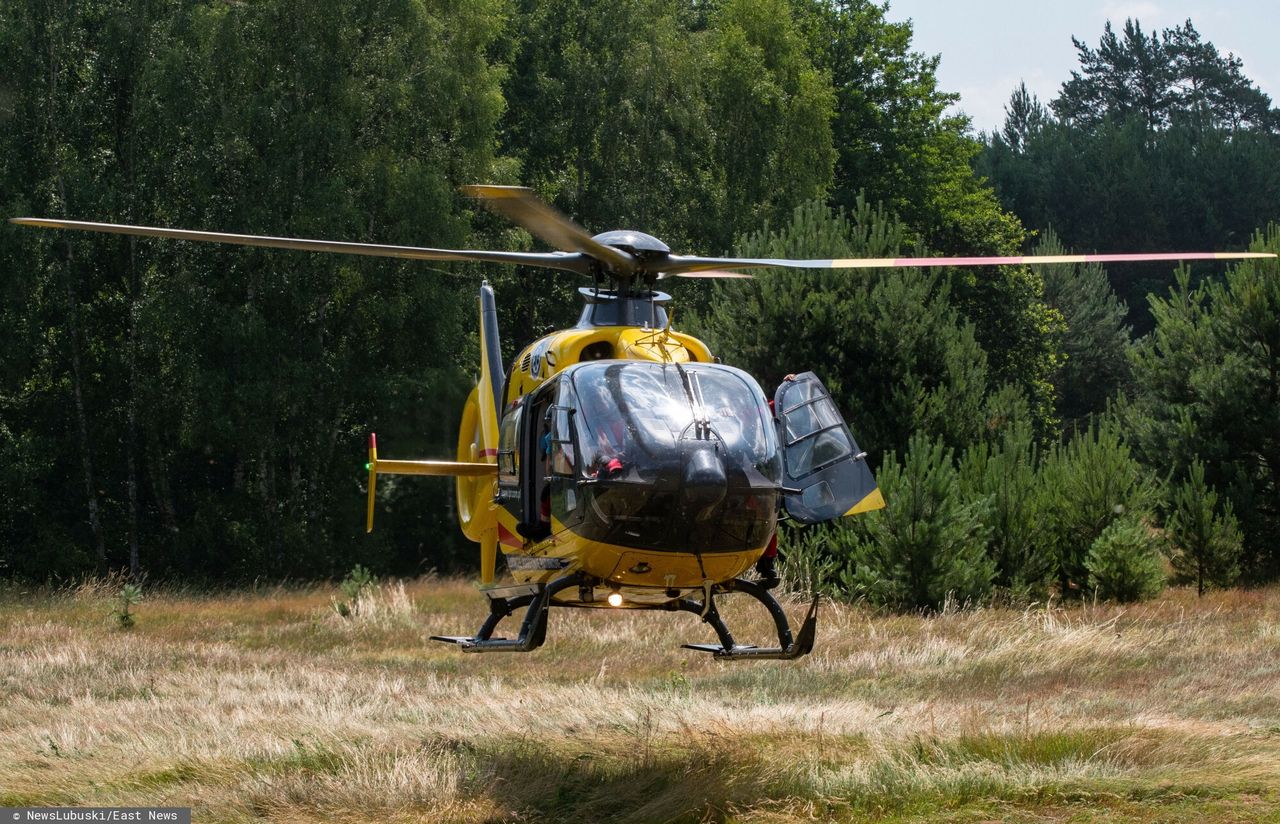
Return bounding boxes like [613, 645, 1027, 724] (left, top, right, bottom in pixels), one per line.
[11, 186, 1274, 659]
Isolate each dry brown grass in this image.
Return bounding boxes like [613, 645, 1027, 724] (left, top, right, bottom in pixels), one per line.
[1, 578, 1279, 822]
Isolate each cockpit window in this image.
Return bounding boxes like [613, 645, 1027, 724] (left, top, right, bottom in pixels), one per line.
[779, 378, 854, 480]
[568, 362, 779, 481]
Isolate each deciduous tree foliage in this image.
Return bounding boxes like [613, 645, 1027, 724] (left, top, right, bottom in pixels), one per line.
[491, 0, 841, 350]
[0, 0, 507, 579]
[500, 0, 717, 250]
[792, 0, 1060, 424]
[793, 0, 1021, 255]
[501, 0, 835, 252]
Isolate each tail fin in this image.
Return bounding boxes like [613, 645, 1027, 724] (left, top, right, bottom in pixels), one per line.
[449, 283, 506, 583]
[473, 283, 504, 583]
[366, 433, 379, 533]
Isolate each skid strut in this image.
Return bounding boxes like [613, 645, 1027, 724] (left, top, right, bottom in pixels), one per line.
[679, 578, 818, 660]
[430, 575, 583, 652]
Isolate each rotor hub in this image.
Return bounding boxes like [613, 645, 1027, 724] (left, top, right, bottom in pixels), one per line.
[591, 230, 670, 256]
[591, 230, 670, 280]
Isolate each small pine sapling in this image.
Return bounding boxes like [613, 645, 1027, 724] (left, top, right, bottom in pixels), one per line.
[1166, 459, 1243, 595]
[333, 564, 378, 618]
[1086, 517, 1166, 602]
[114, 583, 143, 630]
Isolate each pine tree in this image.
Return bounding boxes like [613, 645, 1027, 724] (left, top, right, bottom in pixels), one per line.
[838, 433, 995, 611]
[1039, 419, 1158, 595]
[1127, 230, 1280, 580]
[1165, 459, 1243, 595]
[957, 418, 1053, 594]
[694, 198, 990, 457]
[1086, 515, 1166, 602]
[1034, 230, 1131, 427]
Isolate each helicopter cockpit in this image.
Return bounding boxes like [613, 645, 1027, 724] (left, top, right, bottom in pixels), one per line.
[500, 360, 783, 553]
[570, 361, 779, 482]
[499, 357, 880, 558]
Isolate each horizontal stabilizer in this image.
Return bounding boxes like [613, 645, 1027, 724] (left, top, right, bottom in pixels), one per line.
[366, 431, 497, 532]
[373, 459, 498, 477]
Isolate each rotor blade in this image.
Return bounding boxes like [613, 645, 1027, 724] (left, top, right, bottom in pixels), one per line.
[661, 250, 1277, 275]
[461, 185, 636, 275]
[8, 217, 593, 274]
[659, 269, 754, 279]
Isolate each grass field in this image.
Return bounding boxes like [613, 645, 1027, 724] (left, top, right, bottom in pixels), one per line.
[2, 576, 1279, 823]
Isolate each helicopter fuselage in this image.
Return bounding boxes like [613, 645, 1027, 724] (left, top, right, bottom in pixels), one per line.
[450, 285, 881, 610]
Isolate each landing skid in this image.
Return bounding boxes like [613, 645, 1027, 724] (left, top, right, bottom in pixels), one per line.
[429, 574, 818, 660]
[677, 578, 818, 660]
[429, 577, 577, 652]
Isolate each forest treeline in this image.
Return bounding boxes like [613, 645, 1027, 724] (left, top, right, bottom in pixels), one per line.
[0, 2, 1277, 606]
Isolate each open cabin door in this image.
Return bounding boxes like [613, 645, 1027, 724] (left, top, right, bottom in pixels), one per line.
[774, 372, 883, 524]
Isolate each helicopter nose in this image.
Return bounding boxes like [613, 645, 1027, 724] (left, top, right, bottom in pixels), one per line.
[682, 446, 727, 521]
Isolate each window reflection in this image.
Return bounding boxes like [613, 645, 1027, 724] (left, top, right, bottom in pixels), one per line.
[554, 361, 783, 553]
[569, 362, 779, 481]
[779, 378, 853, 480]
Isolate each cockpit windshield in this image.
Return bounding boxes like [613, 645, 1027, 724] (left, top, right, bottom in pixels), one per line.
[568, 361, 780, 482]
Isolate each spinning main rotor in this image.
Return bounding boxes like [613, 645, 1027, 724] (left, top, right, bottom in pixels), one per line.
[10, 185, 1275, 283]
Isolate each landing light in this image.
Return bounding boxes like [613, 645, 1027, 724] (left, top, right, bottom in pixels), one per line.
[607, 592, 624, 607]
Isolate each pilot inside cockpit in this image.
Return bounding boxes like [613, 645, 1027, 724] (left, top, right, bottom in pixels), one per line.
[578, 381, 627, 477]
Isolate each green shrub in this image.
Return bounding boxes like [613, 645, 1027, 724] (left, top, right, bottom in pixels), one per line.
[1040, 419, 1158, 595]
[1165, 459, 1243, 595]
[1086, 517, 1166, 602]
[839, 433, 995, 611]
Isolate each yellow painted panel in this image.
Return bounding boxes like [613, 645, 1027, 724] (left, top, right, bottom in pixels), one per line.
[843, 487, 886, 517]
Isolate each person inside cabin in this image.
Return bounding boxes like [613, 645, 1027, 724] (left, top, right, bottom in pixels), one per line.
[514, 415, 554, 543]
[549, 406, 576, 476]
[530, 401, 579, 541]
[539, 418, 554, 525]
[580, 382, 627, 477]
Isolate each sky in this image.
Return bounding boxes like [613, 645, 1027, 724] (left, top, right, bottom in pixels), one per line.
[881, 1, 1280, 135]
